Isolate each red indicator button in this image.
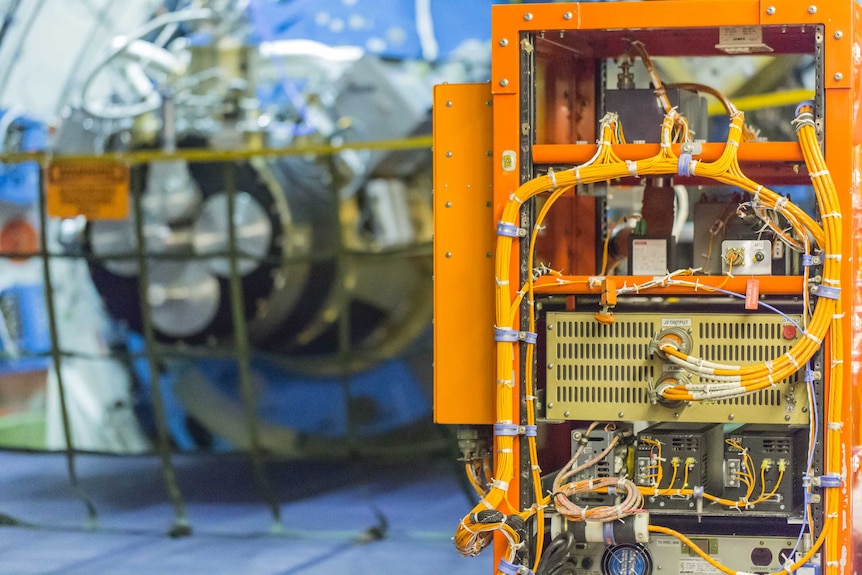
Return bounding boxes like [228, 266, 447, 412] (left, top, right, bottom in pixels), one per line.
[782, 325, 798, 340]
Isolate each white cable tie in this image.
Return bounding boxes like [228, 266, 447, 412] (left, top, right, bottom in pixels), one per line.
[773, 196, 789, 213]
[579, 506, 589, 520]
[765, 361, 774, 374]
[805, 332, 822, 345]
[588, 479, 595, 490]
[827, 562, 841, 568]
[751, 185, 763, 205]
[495, 278, 510, 287]
[497, 378, 514, 388]
[498, 448, 513, 453]
[785, 352, 800, 370]
[768, 374, 775, 385]
[809, 169, 831, 179]
[831, 359, 844, 367]
[525, 395, 537, 401]
[689, 160, 698, 176]
[498, 419, 513, 425]
[821, 212, 842, 219]
[509, 192, 524, 205]
[824, 254, 842, 261]
[827, 512, 839, 518]
[460, 518, 478, 534]
[531, 465, 541, 471]
[626, 160, 639, 177]
[828, 422, 844, 430]
[833, 312, 846, 319]
[492, 479, 510, 491]
[480, 498, 494, 509]
[694, 279, 700, 291]
[547, 169, 558, 190]
[728, 139, 739, 148]
[822, 278, 840, 286]
[615, 505, 623, 519]
[575, 167, 582, 184]
[726, 271, 735, 279]
[729, 123, 742, 132]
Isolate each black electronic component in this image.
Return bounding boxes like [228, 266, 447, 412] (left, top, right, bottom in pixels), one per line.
[636, 423, 723, 511]
[723, 425, 807, 513]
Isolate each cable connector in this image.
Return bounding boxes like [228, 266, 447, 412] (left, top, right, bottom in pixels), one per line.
[498, 559, 534, 575]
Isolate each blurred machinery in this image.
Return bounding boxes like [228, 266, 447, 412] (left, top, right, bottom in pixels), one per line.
[433, 2, 861, 575]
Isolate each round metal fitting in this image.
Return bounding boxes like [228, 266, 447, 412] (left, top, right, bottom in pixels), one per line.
[499, 38, 509, 47]
[834, 72, 844, 81]
[499, 79, 509, 87]
[524, 12, 533, 21]
[834, 31, 844, 40]
[563, 12, 572, 20]
[766, 6, 776, 15]
[808, 5, 817, 14]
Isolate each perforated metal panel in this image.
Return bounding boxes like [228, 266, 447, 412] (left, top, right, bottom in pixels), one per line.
[544, 312, 807, 424]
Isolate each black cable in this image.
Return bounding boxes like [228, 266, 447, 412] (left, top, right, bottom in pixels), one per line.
[536, 531, 576, 575]
[38, 166, 98, 527]
[224, 161, 283, 529]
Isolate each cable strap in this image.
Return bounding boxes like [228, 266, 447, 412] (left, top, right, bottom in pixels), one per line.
[678, 153, 692, 177]
[525, 425, 538, 437]
[497, 222, 526, 238]
[494, 424, 520, 436]
[813, 285, 840, 300]
[495, 328, 520, 342]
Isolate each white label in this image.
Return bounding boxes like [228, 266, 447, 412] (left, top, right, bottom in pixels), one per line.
[719, 26, 762, 46]
[680, 557, 723, 575]
[661, 318, 692, 327]
[654, 538, 680, 547]
[662, 364, 684, 372]
[631, 239, 668, 275]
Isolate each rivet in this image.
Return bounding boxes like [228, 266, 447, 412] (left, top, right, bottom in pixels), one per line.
[728, 413, 735, 421]
[445, 252, 452, 258]
[785, 415, 791, 421]
[834, 31, 844, 40]
[766, 6, 776, 15]
[499, 38, 509, 47]
[445, 201, 452, 208]
[547, 323, 554, 331]
[563, 11, 572, 20]
[446, 101, 453, 107]
[524, 12, 533, 21]
[547, 363, 554, 370]
[499, 79, 509, 87]
[835, 72, 844, 81]
[445, 151, 453, 157]
[485, 201, 492, 207]
[547, 403, 554, 409]
[485, 252, 491, 258]
[563, 411, 570, 417]
[618, 411, 624, 418]
[808, 5, 817, 14]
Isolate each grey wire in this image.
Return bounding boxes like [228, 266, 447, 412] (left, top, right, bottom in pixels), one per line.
[0, 0, 45, 102]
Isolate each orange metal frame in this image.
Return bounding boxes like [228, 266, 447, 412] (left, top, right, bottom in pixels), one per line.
[434, 0, 861, 569]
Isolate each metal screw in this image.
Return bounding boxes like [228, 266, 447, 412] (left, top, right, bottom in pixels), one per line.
[499, 38, 509, 47]
[618, 411, 624, 418]
[486, 201, 492, 207]
[766, 5, 776, 15]
[547, 402, 554, 409]
[445, 201, 452, 208]
[524, 12, 533, 21]
[728, 413, 735, 421]
[563, 411, 570, 417]
[808, 5, 817, 14]
[547, 324, 554, 331]
[499, 79, 509, 87]
[445, 151, 453, 157]
[834, 72, 844, 81]
[446, 101, 453, 107]
[785, 415, 791, 421]
[834, 31, 843, 40]
[485, 252, 492, 258]
[548, 363, 554, 370]
[563, 11, 572, 20]
[445, 252, 452, 258]
[674, 412, 680, 419]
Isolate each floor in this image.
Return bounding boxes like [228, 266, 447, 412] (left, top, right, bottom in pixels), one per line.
[0, 448, 492, 575]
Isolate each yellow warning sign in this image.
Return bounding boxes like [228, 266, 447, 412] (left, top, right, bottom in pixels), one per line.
[45, 159, 129, 220]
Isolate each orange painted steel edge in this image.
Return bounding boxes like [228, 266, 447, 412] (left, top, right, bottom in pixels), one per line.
[432, 83, 496, 425]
